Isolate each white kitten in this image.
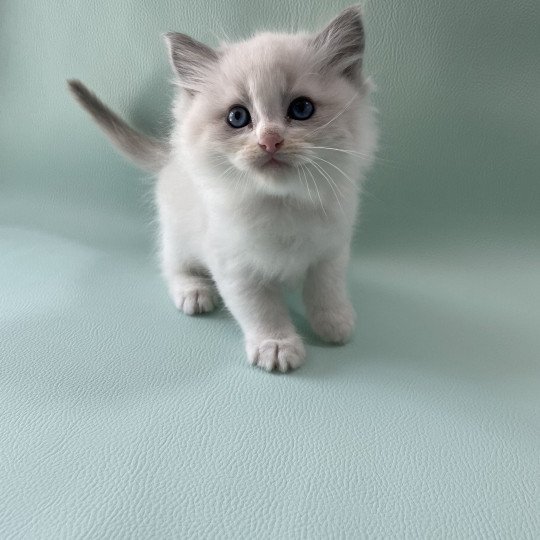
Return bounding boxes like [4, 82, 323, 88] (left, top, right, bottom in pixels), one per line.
[68, 5, 378, 372]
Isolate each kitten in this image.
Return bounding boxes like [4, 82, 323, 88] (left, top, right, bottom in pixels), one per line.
[68, 5, 377, 372]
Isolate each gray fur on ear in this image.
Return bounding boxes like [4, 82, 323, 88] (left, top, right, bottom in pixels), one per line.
[164, 32, 218, 92]
[312, 6, 365, 82]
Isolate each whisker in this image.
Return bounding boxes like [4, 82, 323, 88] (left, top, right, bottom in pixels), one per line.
[309, 146, 370, 159]
[305, 158, 344, 197]
[358, 184, 388, 207]
[311, 155, 388, 206]
[312, 156, 359, 189]
[307, 159, 345, 203]
[305, 159, 344, 214]
[208, 157, 231, 168]
[297, 164, 315, 206]
[233, 169, 245, 194]
[216, 165, 235, 181]
[307, 158, 336, 193]
[310, 92, 359, 135]
[309, 146, 396, 166]
[241, 170, 250, 198]
[307, 165, 327, 217]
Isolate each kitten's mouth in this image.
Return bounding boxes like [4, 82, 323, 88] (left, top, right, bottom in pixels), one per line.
[257, 156, 290, 172]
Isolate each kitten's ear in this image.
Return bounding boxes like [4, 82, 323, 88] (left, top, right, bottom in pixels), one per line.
[312, 6, 365, 82]
[164, 32, 218, 92]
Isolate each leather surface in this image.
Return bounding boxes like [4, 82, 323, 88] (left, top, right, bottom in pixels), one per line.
[1, 0, 539, 537]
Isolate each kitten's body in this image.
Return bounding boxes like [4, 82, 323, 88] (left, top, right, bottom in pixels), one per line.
[69, 6, 377, 372]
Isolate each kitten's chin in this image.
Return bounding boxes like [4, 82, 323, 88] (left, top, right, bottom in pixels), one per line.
[258, 155, 289, 168]
[255, 158, 292, 176]
[229, 156, 302, 197]
[252, 165, 305, 198]
[253, 161, 295, 188]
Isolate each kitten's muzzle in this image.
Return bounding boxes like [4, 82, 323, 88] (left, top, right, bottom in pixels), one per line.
[258, 133, 284, 154]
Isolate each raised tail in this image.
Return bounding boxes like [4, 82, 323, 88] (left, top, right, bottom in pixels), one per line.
[68, 80, 169, 173]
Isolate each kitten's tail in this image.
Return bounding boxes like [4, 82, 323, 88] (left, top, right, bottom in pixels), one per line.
[67, 80, 169, 173]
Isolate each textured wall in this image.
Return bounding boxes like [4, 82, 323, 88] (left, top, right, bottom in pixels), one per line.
[2, 0, 539, 247]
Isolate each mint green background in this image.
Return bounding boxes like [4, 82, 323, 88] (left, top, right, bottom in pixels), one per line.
[1, 0, 539, 538]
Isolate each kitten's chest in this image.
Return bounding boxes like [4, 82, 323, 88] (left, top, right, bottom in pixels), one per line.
[211, 201, 349, 280]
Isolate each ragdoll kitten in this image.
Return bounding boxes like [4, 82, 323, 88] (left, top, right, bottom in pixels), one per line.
[68, 5, 377, 372]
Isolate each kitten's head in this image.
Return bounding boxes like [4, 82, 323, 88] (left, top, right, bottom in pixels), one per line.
[166, 6, 374, 200]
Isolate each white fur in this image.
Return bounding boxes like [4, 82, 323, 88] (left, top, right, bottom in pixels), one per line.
[156, 11, 378, 372]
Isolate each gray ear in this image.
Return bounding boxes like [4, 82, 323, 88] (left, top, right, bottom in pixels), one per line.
[164, 32, 218, 92]
[312, 6, 365, 81]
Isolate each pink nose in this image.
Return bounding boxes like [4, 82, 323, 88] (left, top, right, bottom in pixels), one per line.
[258, 133, 284, 154]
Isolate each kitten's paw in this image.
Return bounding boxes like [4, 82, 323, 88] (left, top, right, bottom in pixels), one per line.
[171, 282, 219, 315]
[246, 335, 306, 373]
[309, 305, 356, 344]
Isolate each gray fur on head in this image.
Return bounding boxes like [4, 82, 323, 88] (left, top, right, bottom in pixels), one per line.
[312, 6, 365, 82]
[164, 32, 219, 93]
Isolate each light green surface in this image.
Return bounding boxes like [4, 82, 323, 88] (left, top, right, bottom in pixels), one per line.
[1, 0, 539, 537]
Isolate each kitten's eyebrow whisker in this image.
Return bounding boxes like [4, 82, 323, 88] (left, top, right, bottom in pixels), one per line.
[310, 92, 359, 135]
[209, 21, 234, 45]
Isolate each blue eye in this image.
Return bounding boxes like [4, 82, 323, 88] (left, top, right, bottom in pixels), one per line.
[227, 106, 251, 128]
[287, 97, 315, 120]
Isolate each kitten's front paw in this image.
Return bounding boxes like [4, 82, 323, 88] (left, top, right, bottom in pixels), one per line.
[172, 285, 219, 315]
[246, 335, 306, 372]
[309, 304, 356, 344]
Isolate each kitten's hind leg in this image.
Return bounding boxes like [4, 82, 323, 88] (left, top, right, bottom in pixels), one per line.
[167, 269, 220, 315]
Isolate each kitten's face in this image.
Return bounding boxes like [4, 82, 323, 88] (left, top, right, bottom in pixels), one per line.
[168, 7, 369, 199]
